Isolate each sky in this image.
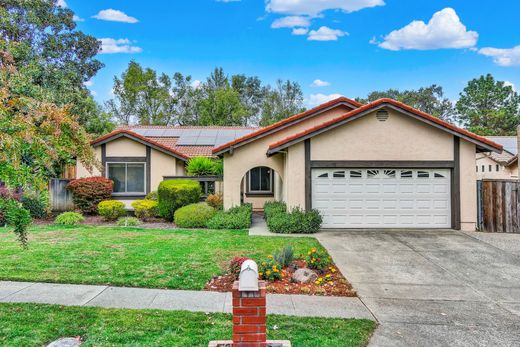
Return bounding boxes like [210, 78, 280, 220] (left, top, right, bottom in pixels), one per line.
[62, 0, 520, 107]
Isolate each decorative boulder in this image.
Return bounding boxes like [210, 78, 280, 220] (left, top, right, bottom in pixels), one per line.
[47, 337, 81, 347]
[291, 268, 318, 284]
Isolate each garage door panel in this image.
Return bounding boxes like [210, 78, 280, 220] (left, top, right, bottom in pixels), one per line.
[312, 168, 451, 228]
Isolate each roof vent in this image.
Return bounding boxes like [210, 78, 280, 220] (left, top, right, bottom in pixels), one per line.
[376, 109, 389, 122]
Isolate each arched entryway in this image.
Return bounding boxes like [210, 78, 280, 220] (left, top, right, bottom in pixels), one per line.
[240, 166, 283, 210]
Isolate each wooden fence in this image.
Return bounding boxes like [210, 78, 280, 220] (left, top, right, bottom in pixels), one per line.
[49, 178, 74, 212]
[477, 179, 520, 233]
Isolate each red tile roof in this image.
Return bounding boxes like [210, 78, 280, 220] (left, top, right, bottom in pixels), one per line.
[149, 137, 215, 157]
[267, 98, 504, 153]
[90, 129, 190, 160]
[212, 96, 362, 155]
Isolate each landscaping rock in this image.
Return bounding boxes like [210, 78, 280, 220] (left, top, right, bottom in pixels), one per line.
[47, 337, 81, 347]
[291, 268, 318, 284]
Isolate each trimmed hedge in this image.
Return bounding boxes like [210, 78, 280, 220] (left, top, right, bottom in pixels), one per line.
[98, 200, 126, 221]
[131, 199, 159, 221]
[264, 202, 322, 234]
[117, 217, 141, 227]
[55, 212, 84, 226]
[67, 177, 113, 214]
[174, 203, 216, 228]
[158, 180, 202, 222]
[206, 204, 252, 230]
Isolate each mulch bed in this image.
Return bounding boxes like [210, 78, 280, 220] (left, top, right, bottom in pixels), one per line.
[205, 260, 356, 297]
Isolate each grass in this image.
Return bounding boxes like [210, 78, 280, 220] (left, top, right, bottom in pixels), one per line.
[0, 303, 376, 347]
[0, 225, 325, 290]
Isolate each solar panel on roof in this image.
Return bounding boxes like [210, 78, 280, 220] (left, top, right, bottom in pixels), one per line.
[176, 136, 199, 145]
[196, 137, 217, 145]
[199, 129, 219, 136]
[145, 129, 168, 136]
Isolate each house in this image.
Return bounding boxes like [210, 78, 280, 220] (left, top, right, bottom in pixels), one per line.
[476, 136, 518, 179]
[79, 97, 503, 231]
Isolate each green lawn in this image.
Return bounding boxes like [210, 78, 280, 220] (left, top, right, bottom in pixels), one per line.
[0, 225, 324, 289]
[0, 303, 376, 347]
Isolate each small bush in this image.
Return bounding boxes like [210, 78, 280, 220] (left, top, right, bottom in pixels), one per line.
[266, 207, 322, 234]
[273, 245, 294, 267]
[0, 187, 22, 226]
[131, 199, 159, 221]
[305, 247, 331, 271]
[145, 191, 158, 201]
[98, 200, 126, 221]
[186, 156, 222, 176]
[229, 256, 250, 280]
[158, 180, 202, 222]
[67, 177, 113, 214]
[55, 212, 84, 226]
[174, 203, 216, 228]
[117, 216, 141, 227]
[206, 194, 223, 210]
[206, 204, 252, 230]
[263, 201, 286, 220]
[259, 255, 282, 281]
[5, 203, 32, 246]
[21, 191, 48, 219]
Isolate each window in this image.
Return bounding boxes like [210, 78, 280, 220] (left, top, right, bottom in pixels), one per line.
[350, 170, 362, 178]
[107, 163, 145, 194]
[417, 171, 430, 178]
[400, 170, 413, 178]
[367, 170, 380, 178]
[482, 165, 485, 172]
[489, 165, 492, 172]
[248, 167, 273, 194]
[476, 166, 478, 172]
[318, 173, 329, 178]
[434, 172, 446, 178]
[496, 164, 500, 172]
[333, 171, 345, 178]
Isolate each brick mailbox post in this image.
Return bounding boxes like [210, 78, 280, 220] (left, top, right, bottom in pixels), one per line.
[208, 260, 291, 347]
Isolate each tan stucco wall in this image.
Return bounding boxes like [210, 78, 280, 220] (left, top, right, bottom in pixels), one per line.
[460, 140, 477, 231]
[285, 142, 306, 209]
[77, 147, 102, 178]
[476, 154, 517, 179]
[150, 149, 178, 191]
[222, 104, 352, 209]
[311, 110, 454, 161]
[106, 137, 146, 157]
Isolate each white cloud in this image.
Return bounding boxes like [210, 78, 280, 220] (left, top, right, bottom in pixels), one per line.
[99, 38, 142, 54]
[377, 8, 478, 51]
[311, 79, 331, 87]
[308, 26, 347, 41]
[292, 28, 309, 36]
[478, 45, 520, 67]
[271, 16, 310, 29]
[56, 0, 67, 8]
[504, 81, 517, 92]
[307, 93, 342, 107]
[92, 9, 139, 23]
[83, 80, 94, 87]
[73, 15, 84, 22]
[191, 80, 202, 89]
[266, 0, 385, 17]
[90, 90, 98, 97]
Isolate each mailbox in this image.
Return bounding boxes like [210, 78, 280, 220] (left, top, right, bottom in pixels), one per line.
[238, 260, 259, 291]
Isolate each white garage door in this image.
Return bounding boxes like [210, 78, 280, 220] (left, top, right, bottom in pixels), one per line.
[312, 168, 451, 228]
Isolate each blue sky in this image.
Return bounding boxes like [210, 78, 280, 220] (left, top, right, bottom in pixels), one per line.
[63, 0, 520, 107]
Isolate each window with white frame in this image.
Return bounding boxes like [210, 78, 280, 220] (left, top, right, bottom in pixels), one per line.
[247, 167, 273, 194]
[107, 163, 146, 194]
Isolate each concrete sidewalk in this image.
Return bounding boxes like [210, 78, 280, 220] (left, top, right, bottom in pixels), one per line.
[0, 281, 374, 320]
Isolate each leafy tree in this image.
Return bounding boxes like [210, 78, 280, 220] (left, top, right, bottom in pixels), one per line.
[232, 74, 267, 125]
[456, 74, 520, 135]
[358, 85, 455, 121]
[0, 0, 111, 134]
[260, 80, 304, 126]
[197, 87, 248, 126]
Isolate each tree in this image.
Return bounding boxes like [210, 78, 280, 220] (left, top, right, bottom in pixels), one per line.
[358, 85, 455, 121]
[260, 80, 304, 126]
[456, 74, 520, 135]
[0, 0, 111, 133]
[231, 74, 266, 125]
[0, 52, 99, 245]
[197, 87, 248, 126]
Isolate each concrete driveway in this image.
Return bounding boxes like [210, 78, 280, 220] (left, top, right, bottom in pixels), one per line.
[317, 229, 520, 347]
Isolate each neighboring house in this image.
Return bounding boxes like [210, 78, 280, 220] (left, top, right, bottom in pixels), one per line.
[80, 97, 503, 231]
[476, 136, 518, 179]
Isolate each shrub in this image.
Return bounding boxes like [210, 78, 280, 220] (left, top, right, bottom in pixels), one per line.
[229, 256, 250, 280]
[117, 216, 141, 227]
[158, 180, 202, 222]
[259, 255, 282, 281]
[5, 203, 32, 246]
[174, 203, 216, 228]
[305, 247, 331, 271]
[266, 207, 322, 234]
[273, 245, 294, 268]
[206, 194, 223, 210]
[263, 201, 286, 220]
[66, 177, 113, 214]
[206, 204, 252, 230]
[98, 200, 126, 221]
[145, 191, 158, 201]
[186, 156, 222, 176]
[55, 212, 84, 226]
[131, 200, 159, 221]
[21, 191, 48, 219]
[0, 187, 22, 226]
